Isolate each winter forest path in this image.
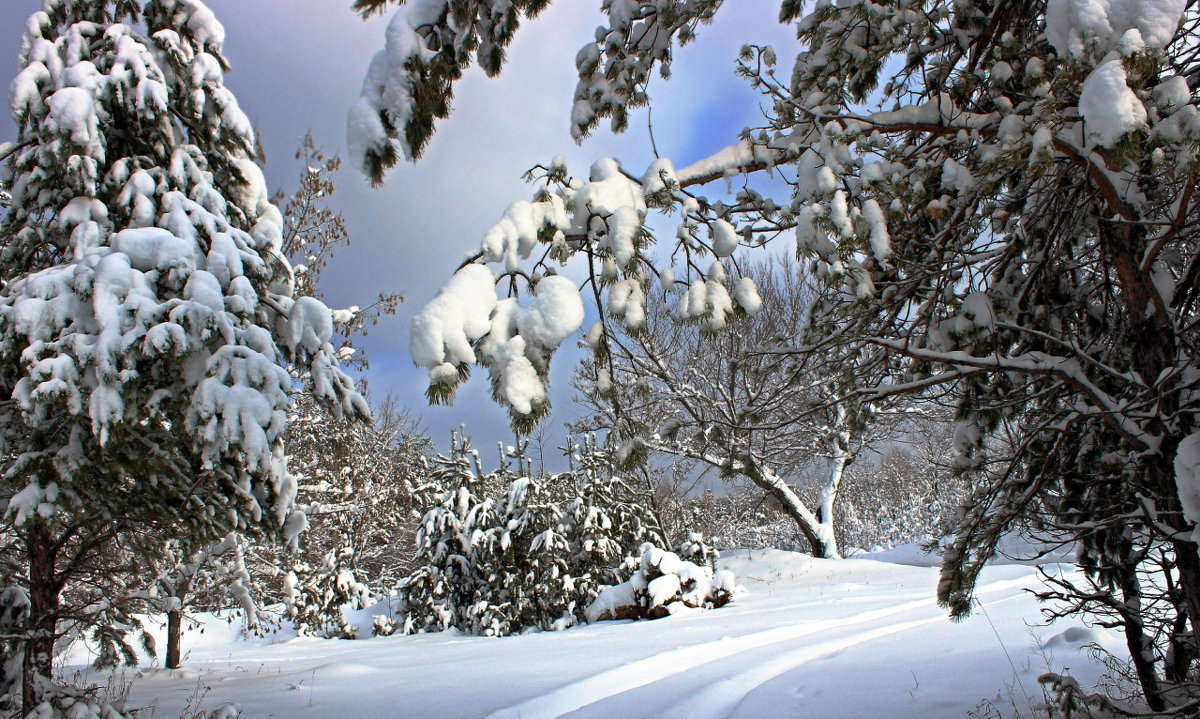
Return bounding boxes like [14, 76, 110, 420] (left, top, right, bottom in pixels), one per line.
[79, 548, 1121, 719]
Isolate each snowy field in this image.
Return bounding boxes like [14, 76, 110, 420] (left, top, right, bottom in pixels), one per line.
[69, 547, 1123, 719]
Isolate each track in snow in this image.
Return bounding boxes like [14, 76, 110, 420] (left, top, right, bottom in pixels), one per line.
[484, 576, 1031, 719]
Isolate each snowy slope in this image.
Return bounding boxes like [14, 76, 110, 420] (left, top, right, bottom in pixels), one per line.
[72, 547, 1121, 718]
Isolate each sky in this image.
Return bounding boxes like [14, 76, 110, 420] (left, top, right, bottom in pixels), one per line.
[0, 0, 796, 462]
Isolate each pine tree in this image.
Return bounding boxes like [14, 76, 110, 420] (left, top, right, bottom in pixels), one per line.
[399, 432, 494, 634]
[0, 2, 364, 710]
[286, 547, 370, 639]
[563, 436, 663, 590]
[399, 434, 667, 635]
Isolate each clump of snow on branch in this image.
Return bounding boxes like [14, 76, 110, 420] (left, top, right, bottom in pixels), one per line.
[1045, 0, 1185, 58]
[1078, 55, 1148, 147]
[347, 5, 436, 174]
[409, 263, 582, 417]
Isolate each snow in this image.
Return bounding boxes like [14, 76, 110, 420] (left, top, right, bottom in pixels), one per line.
[676, 139, 779, 185]
[586, 582, 636, 623]
[409, 264, 498, 371]
[1078, 54, 1147, 147]
[733, 277, 761, 315]
[181, 0, 226, 52]
[608, 278, 646, 330]
[1175, 432, 1200, 540]
[73, 544, 1119, 719]
[480, 198, 569, 272]
[641, 158, 678, 200]
[861, 199, 891, 263]
[709, 218, 739, 257]
[573, 159, 647, 239]
[473, 275, 584, 415]
[46, 86, 97, 146]
[1045, 0, 1185, 59]
[347, 5, 438, 170]
[520, 277, 585, 350]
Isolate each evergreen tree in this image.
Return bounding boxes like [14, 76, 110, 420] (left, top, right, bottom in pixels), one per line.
[286, 547, 370, 639]
[399, 434, 667, 636]
[0, 2, 364, 710]
[400, 432, 495, 634]
[563, 436, 663, 590]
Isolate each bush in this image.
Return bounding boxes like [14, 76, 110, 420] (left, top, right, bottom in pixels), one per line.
[586, 544, 736, 622]
[397, 435, 666, 636]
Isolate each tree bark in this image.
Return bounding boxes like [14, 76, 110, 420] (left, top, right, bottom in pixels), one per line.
[1103, 216, 1200, 704]
[22, 527, 60, 714]
[165, 575, 193, 669]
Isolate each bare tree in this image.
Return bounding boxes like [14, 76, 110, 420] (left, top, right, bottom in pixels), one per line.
[575, 258, 901, 558]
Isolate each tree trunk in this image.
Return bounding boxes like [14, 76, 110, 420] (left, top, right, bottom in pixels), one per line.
[746, 461, 837, 559]
[1116, 549, 1166, 711]
[165, 575, 192, 669]
[814, 406, 851, 560]
[1104, 217, 1200, 704]
[165, 608, 182, 669]
[22, 527, 60, 714]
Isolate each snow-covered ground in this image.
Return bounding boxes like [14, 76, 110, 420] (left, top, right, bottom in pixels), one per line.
[69, 546, 1124, 718]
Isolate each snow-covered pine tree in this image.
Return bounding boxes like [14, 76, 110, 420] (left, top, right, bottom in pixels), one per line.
[0, 586, 28, 717]
[157, 134, 414, 661]
[399, 431, 494, 634]
[469, 464, 574, 636]
[286, 547, 370, 639]
[0, 1, 365, 709]
[400, 434, 667, 635]
[345, 0, 556, 182]
[563, 436, 663, 591]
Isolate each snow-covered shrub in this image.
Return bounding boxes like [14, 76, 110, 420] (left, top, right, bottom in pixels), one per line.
[286, 548, 370, 639]
[675, 532, 718, 570]
[586, 544, 735, 623]
[397, 434, 664, 636]
[371, 614, 398, 637]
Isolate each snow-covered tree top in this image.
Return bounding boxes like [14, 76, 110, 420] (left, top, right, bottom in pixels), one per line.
[1, 0, 367, 545]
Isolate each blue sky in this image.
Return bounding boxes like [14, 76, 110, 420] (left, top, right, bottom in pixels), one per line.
[0, 0, 795, 460]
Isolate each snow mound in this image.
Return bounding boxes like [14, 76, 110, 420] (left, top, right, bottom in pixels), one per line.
[587, 544, 735, 623]
[1043, 625, 1116, 649]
